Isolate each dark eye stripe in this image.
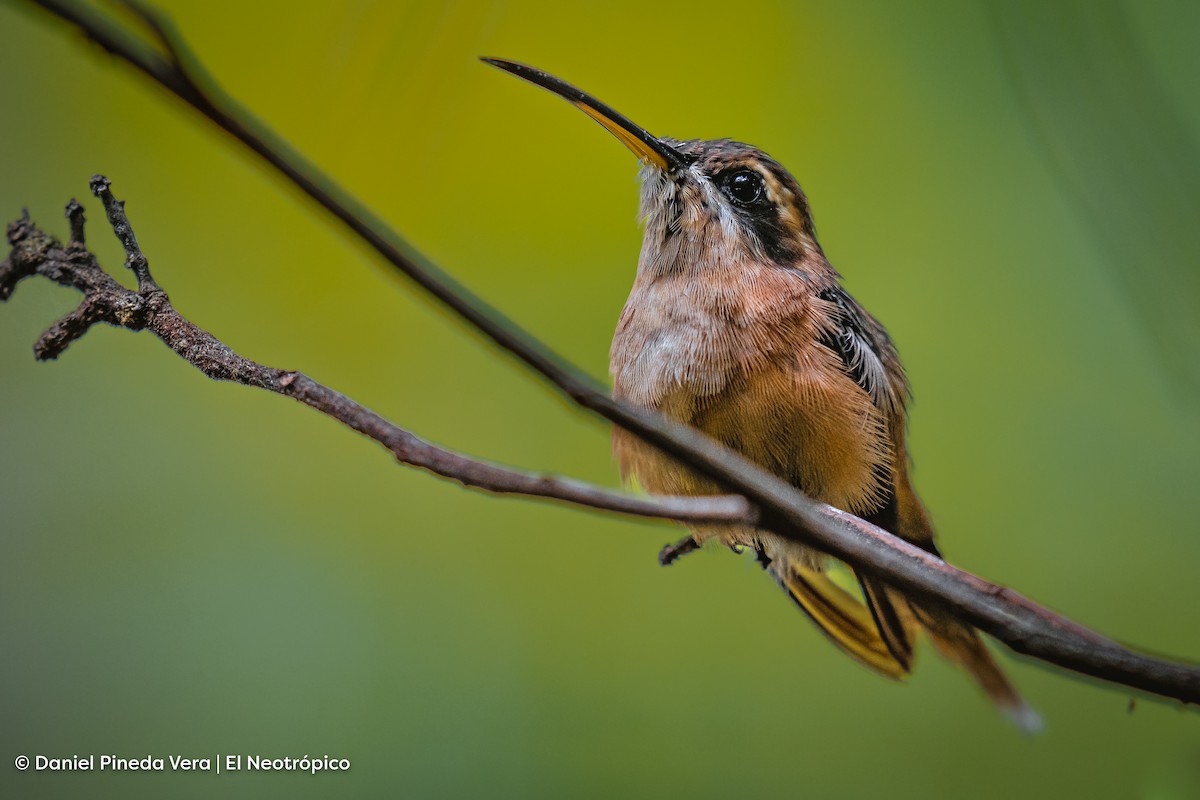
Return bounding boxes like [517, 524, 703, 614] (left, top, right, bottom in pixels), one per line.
[702, 158, 816, 265]
[746, 211, 799, 264]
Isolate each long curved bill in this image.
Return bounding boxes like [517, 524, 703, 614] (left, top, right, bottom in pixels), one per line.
[481, 58, 689, 172]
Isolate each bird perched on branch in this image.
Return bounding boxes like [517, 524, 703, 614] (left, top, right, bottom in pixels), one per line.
[484, 58, 1038, 731]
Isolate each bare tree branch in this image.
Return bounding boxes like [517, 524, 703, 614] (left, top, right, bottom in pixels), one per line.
[1, 187, 753, 528]
[10, 0, 1200, 706]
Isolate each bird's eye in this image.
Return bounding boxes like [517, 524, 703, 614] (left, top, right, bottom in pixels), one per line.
[723, 169, 765, 206]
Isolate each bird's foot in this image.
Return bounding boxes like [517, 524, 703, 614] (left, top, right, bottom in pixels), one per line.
[658, 536, 701, 567]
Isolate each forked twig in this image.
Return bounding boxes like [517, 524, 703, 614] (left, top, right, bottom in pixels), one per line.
[1, 181, 753, 527]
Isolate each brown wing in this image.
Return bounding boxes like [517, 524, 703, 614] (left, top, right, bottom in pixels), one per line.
[813, 284, 923, 665]
[817, 285, 1038, 727]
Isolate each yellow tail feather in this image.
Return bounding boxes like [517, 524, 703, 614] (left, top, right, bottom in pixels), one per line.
[773, 560, 910, 680]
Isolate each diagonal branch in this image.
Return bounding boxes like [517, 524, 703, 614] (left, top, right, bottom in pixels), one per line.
[11, 0, 1200, 706]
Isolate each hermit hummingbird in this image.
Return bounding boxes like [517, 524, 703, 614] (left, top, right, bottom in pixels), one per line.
[483, 58, 1038, 731]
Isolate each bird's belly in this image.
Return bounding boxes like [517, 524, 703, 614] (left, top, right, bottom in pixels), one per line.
[612, 343, 890, 517]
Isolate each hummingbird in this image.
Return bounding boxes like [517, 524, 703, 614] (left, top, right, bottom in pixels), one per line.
[483, 58, 1039, 731]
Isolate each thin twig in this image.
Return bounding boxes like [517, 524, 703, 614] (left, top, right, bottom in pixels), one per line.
[11, 0, 1200, 705]
[0, 185, 753, 528]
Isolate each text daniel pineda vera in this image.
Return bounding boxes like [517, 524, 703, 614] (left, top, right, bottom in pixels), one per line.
[29, 754, 351, 774]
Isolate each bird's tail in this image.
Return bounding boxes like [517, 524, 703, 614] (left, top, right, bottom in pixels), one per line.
[910, 600, 1043, 734]
[762, 541, 1040, 732]
[883, 468, 1041, 732]
[858, 568, 1041, 733]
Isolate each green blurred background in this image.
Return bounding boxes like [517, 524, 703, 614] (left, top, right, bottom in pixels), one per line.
[2, 1, 1198, 797]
